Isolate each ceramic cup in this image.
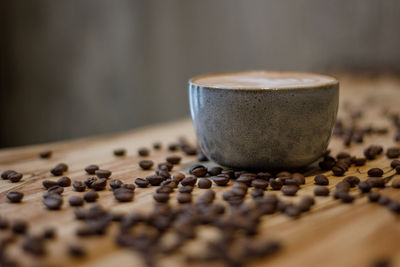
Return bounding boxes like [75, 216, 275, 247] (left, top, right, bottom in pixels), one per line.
[189, 70, 339, 170]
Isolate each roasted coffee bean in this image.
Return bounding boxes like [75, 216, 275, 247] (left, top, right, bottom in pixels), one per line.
[168, 143, 178, 151]
[183, 146, 197, 155]
[84, 177, 98, 187]
[256, 172, 272, 180]
[314, 174, 329, 185]
[42, 180, 58, 189]
[153, 142, 162, 150]
[48, 185, 64, 195]
[221, 169, 235, 179]
[336, 181, 350, 191]
[7, 191, 24, 203]
[72, 181, 86, 192]
[212, 175, 230, 186]
[319, 156, 336, 170]
[120, 184, 135, 191]
[146, 175, 164, 186]
[177, 193, 192, 203]
[69, 196, 84, 207]
[156, 186, 173, 194]
[114, 188, 134, 202]
[270, 178, 283, 190]
[198, 178, 212, 189]
[251, 179, 268, 190]
[22, 236, 46, 255]
[139, 160, 154, 170]
[51, 163, 68, 176]
[391, 159, 400, 169]
[281, 185, 298, 196]
[332, 166, 346, 176]
[284, 205, 301, 218]
[189, 165, 207, 177]
[208, 166, 222, 176]
[292, 173, 305, 185]
[388, 201, 400, 214]
[343, 176, 360, 187]
[336, 152, 351, 159]
[251, 188, 264, 198]
[298, 196, 315, 212]
[392, 178, 400, 188]
[43, 227, 56, 239]
[358, 181, 372, 193]
[337, 191, 354, 203]
[8, 172, 23, 183]
[368, 191, 380, 202]
[276, 171, 291, 178]
[43, 194, 63, 210]
[368, 168, 384, 177]
[0, 216, 9, 229]
[364, 145, 383, 160]
[352, 157, 367, 166]
[197, 153, 208, 162]
[85, 164, 99, 174]
[284, 178, 301, 186]
[158, 162, 173, 171]
[314, 186, 330, 196]
[237, 173, 256, 186]
[138, 147, 150, 157]
[1, 170, 16, 179]
[396, 166, 400, 174]
[95, 169, 112, 179]
[39, 150, 52, 159]
[57, 176, 71, 187]
[386, 147, 400, 159]
[166, 155, 181, 165]
[68, 245, 86, 258]
[153, 193, 169, 203]
[133, 178, 148, 188]
[110, 179, 123, 189]
[157, 169, 171, 179]
[161, 179, 178, 188]
[378, 196, 390, 206]
[179, 185, 194, 193]
[367, 178, 385, 188]
[83, 190, 99, 202]
[113, 148, 126, 157]
[172, 172, 185, 182]
[91, 178, 107, 191]
[181, 176, 197, 186]
[11, 220, 27, 234]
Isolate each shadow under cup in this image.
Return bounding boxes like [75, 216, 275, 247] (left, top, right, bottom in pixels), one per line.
[189, 71, 339, 170]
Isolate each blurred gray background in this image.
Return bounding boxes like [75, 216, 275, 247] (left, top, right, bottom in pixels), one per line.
[1, 0, 400, 147]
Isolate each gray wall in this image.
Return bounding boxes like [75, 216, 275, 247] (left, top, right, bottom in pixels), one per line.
[2, 0, 400, 147]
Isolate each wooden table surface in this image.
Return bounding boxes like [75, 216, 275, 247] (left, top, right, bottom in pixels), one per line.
[1, 74, 400, 267]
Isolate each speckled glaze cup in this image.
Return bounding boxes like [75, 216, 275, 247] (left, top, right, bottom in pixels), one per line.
[189, 71, 339, 170]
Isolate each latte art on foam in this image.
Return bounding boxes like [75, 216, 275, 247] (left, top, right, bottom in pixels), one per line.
[191, 71, 337, 90]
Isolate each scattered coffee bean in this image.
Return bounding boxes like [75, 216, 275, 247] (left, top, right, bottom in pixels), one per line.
[139, 160, 154, 170]
[138, 148, 150, 157]
[166, 155, 181, 165]
[57, 176, 71, 187]
[68, 245, 86, 258]
[368, 168, 384, 177]
[352, 157, 367, 166]
[8, 172, 23, 183]
[343, 176, 360, 187]
[337, 191, 354, 203]
[114, 188, 134, 202]
[251, 179, 268, 190]
[181, 176, 197, 186]
[91, 178, 107, 191]
[156, 186, 173, 194]
[43, 227, 56, 239]
[386, 147, 400, 158]
[336, 181, 351, 191]
[198, 178, 212, 189]
[43, 194, 63, 210]
[364, 145, 383, 160]
[197, 153, 208, 162]
[95, 169, 112, 179]
[251, 188, 264, 198]
[285, 178, 301, 186]
[6, 191, 24, 203]
[1, 170, 16, 179]
[153, 193, 169, 203]
[42, 180, 58, 189]
[0, 216, 9, 229]
[212, 175, 230, 186]
[11, 220, 28, 234]
[158, 162, 173, 171]
[332, 165, 346, 176]
[113, 148, 126, 157]
[390, 159, 400, 169]
[367, 178, 386, 188]
[153, 142, 162, 150]
[257, 172, 273, 180]
[73, 181, 86, 192]
[388, 201, 400, 214]
[146, 175, 164, 186]
[281, 185, 299, 196]
[168, 143, 178, 151]
[51, 163, 68, 176]
[85, 164, 99, 174]
[392, 178, 400, 188]
[314, 186, 330, 196]
[208, 166, 222, 176]
[270, 178, 283, 190]
[22, 236, 45, 255]
[48, 185, 64, 195]
[358, 181, 372, 193]
[368, 191, 381, 202]
[189, 165, 208, 177]
[177, 193, 192, 203]
[378, 196, 390, 206]
[110, 179, 123, 189]
[120, 184, 135, 191]
[179, 185, 194, 193]
[134, 178, 149, 188]
[69, 196, 84, 207]
[237, 173, 256, 185]
[171, 172, 185, 182]
[221, 169, 235, 179]
[284, 205, 301, 218]
[314, 174, 329, 185]
[83, 190, 99, 202]
[396, 166, 400, 174]
[298, 195, 315, 212]
[39, 150, 52, 159]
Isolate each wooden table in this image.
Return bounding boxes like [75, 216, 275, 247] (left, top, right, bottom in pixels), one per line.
[1, 74, 400, 267]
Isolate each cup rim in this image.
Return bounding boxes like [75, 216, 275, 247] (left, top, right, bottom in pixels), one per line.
[189, 70, 339, 91]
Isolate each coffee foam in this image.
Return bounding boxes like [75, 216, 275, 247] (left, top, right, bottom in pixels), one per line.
[191, 71, 337, 90]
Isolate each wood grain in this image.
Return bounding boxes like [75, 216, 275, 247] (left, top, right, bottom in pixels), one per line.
[1, 74, 400, 267]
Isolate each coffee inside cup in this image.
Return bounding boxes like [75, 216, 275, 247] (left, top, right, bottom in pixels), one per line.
[191, 71, 337, 89]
